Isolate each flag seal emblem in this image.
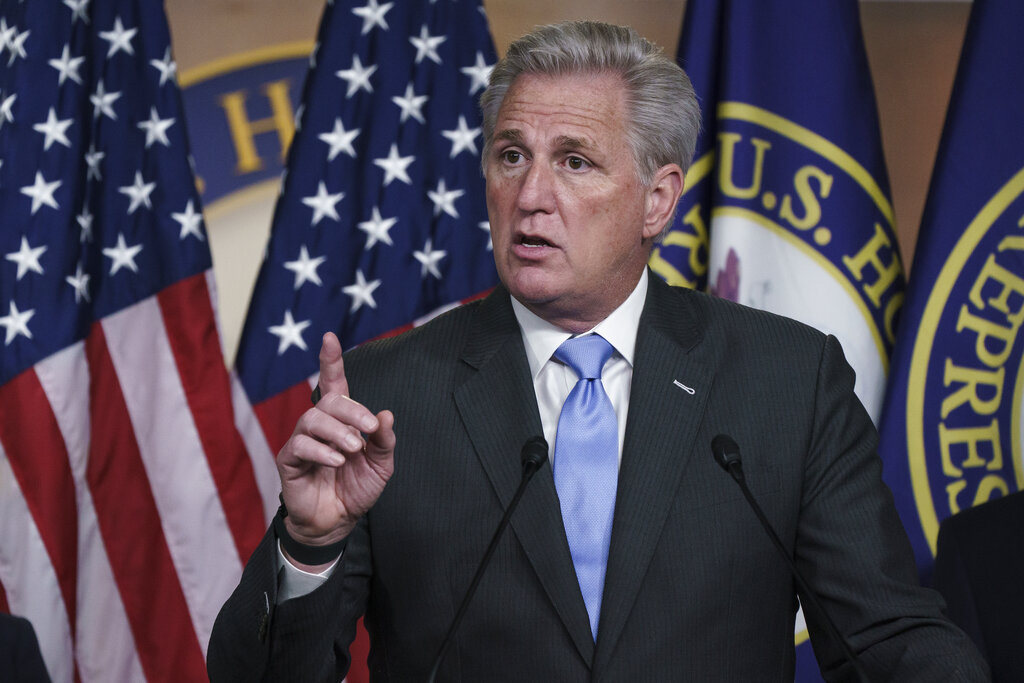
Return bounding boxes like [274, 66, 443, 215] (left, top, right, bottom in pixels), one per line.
[904, 166, 1024, 553]
[656, 102, 903, 420]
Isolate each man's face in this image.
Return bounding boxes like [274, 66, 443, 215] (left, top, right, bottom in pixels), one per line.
[484, 71, 680, 332]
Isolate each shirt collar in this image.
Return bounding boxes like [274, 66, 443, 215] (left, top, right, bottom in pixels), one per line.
[511, 269, 648, 379]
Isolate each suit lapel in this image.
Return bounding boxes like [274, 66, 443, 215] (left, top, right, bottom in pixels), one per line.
[453, 288, 596, 666]
[594, 275, 714, 672]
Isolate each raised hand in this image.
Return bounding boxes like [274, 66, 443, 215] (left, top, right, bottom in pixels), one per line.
[275, 332, 395, 561]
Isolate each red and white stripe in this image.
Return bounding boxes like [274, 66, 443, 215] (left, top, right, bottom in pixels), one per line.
[0, 272, 275, 682]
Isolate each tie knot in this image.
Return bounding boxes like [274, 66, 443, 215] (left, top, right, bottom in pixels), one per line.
[554, 334, 614, 380]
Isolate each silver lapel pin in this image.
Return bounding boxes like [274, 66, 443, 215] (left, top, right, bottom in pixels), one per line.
[673, 379, 696, 395]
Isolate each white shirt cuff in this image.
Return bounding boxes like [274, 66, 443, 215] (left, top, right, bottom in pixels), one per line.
[275, 539, 341, 602]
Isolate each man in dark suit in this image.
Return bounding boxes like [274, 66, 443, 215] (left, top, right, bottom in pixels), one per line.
[0, 613, 51, 682]
[208, 21, 988, 682]
[933, 490, 1024, 681]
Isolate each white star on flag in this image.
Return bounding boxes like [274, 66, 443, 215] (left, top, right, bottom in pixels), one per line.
[149, 47, 177, 86]
[283, 245, 326, 289]
[5, 236, 47, 280]
[336, 54, 376, 98]
[352, 0, 393, 35]
[269, 310, 311, 354]
[342, 270, 382, 312]
[301, 181, 345, 225]
[20, 171, 61, 214]
[373, 144, 414, 186]
[0, 300, 34, 345]
[77, 207, 94, 242]
[119, 171, 157, 214]
[90, 79, 121, 120]
[0, 90, 15, 127]
[6, 28, 29, 66]
[85, 144, 104, 180]
[410, 24, 445, 65]
[65, 264, 91, 303]
[479, 221, 493, 250]
[0, 19, 15, 50]
[318, 117, 360, 160]
[63, 0, 90, 24]
[441, 115, 480, 157]
[48, 44, 84, 86]
[102, 233, 143, 274]
[413, 238, 447, 279]
[460, 51, 494, 95]
[357, 207, 397, 249]
[99, 16, 137, 58]
[171, 199, 204, 240]
[428, 179, 464, 218]
[137, 107, 175, 148]
[392, 83, 428, 124]
[32, 107, 73, 151]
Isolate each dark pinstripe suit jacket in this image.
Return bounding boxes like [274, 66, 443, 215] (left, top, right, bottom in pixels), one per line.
[933, 490, 1024, 682]
[0, 614, 51, 683]
[208, 274, 988, 682]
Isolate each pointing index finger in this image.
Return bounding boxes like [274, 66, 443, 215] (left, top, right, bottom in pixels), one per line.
[317, 332, 350, 398]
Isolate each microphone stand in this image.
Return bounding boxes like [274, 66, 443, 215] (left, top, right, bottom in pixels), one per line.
[425, 437, 548, 683]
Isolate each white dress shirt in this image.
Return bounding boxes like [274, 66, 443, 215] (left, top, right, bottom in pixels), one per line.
[277, 271, 649, 599]
[510, 269, 646, 470]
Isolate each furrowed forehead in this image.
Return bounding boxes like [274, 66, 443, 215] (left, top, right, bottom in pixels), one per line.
[552, 134, 595, 152]
[493, 128, 525, 146]
[492, 129, 595, 150]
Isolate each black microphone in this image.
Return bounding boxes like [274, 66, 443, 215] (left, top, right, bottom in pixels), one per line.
[711, 434, 870, 683]
[425, 436, 549, 683]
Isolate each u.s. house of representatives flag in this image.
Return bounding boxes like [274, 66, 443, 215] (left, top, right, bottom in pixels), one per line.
[878, 0, 1024, 577]
[658, 0, 903, 426]
[0, 1, 267, 680]
[661, 1, 903, 680]
[234, 0, 499, 457]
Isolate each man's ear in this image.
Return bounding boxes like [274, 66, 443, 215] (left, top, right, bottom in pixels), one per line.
[643, 164, 684, 239]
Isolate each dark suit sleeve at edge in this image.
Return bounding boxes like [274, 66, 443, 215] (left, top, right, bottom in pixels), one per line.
[1, 614, 51, 683]
[207, 516, 370, 683]
[795, 335, 990, 683]
[933, 519, 989, 660]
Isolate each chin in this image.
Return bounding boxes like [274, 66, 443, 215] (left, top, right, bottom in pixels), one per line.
[508, 286, 560, 309]
[503, 269, 565, 304]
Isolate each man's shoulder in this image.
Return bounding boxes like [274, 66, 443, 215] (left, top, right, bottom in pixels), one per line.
[344, 289, 502, 365]
[0, 613, 34, 640]
[941, 490, 1024, 541]
[647, 276, 828, 352]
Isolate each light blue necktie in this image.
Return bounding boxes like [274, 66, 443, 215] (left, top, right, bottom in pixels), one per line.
[553, 334, 618, 641]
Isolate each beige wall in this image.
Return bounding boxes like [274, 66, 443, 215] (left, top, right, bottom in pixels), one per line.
[165, 0, 972, 357]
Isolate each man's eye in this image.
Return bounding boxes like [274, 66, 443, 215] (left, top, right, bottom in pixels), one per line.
[502, 150, 522, 164]
[566, 156, 587, 170]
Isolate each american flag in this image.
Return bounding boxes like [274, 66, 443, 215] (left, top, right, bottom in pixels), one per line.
[0, 1, 270, 680]
[234, 0, 499, 457]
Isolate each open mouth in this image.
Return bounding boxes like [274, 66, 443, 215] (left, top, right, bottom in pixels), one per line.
[519, 235, 552, 248]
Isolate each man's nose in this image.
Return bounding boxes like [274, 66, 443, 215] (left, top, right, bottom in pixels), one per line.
[515, 161, 556, 214]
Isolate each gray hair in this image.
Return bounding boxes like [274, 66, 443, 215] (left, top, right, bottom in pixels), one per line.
[480, 21, 701, 186]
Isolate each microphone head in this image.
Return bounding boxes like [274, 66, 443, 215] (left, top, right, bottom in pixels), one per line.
[520, 436, 549, 469]
[711, 434, 742, 471]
